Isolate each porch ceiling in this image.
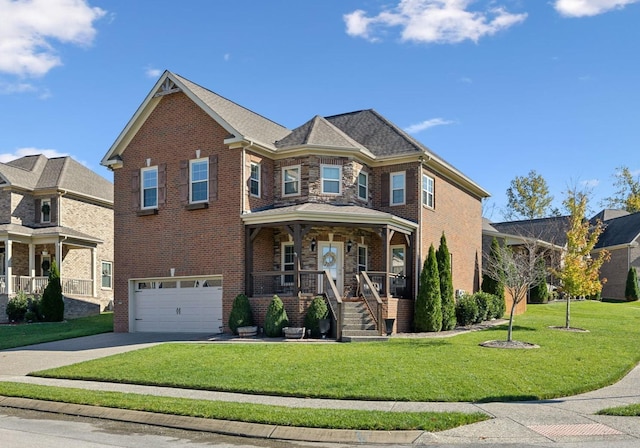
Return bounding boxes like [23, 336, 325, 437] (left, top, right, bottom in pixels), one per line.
[242, 203, 418, 234]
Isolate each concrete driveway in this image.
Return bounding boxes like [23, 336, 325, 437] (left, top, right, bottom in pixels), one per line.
[0, 332, 211, 376]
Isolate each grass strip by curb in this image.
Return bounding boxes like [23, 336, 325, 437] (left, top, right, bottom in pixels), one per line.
[597, 404, 640, 417]
[0, 382, 488, 432]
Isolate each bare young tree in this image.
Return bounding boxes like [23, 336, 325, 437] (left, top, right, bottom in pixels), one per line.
[483, 237, 551, 342]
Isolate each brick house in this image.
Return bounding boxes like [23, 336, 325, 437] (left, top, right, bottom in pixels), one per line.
[0, 155, 114, 321]
[101, 71, 489, 336]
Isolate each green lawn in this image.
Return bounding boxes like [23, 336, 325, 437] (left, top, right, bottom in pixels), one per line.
[32, 301, 640, 402]
[0, 382, 488, 431]
[0, 312, 113, 350]
[598, 403, 640, 417]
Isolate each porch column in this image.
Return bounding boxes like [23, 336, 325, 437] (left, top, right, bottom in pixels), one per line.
[381, 227, 390, 297]
[56, 240, 63, 278]
[5, 238, 12, 295]
[28, 243, 36, 292]
[245, 227, 253, 297]
[293, 223, 302, 294]
[91, 247, 97, 297]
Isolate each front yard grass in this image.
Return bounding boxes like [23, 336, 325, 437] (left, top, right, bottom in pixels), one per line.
[0, 382, 487, 431]
[0, 312, 113, 350]
[31, 301, 640, 402]
[597, 404, 640, 417]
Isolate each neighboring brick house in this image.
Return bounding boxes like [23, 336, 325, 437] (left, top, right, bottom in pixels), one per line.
[484, 210, 640, 302]
[592, 210, 640, 300]
[101, 71, 489, 336]
[0, 155, 114, 321]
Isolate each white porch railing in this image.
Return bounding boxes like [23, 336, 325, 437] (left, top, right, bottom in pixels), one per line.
[0, 275, 93, 297]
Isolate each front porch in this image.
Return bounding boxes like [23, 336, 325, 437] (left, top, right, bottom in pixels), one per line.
[0, 275, 93, 296]
[242, 204, 419, 339]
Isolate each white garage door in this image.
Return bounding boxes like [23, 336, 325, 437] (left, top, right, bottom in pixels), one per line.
[132, 277, 223, 333]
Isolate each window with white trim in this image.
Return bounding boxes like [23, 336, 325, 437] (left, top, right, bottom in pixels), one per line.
[282, 165, 300, 196]
[190, 158, 209, 203]
[422, 174, 434, 208]
[250, 162, 260, 197]
[101, 261, 112, 289]
[282, 243, 295, 285]
[321, 165, 341, 194]
[41, 199, 51, 223]
[391, 171, 406, 205]
[141, 166, 158, 209]
[358, 245, 368, 272]
[358, 172, 368, 201]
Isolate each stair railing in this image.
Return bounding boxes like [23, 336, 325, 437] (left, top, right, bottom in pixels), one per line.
[322, 271, 343, 340]
[360, 272, 384, 336]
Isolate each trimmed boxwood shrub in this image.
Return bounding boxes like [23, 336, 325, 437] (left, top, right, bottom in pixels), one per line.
[304, 296, 328, 338]
[474, 292, 493, 323]
[264, 295, 289, 337]
[489, 292, 506, 319]
[455, 294, 479, 327]
[228, 294, 253, 335]
[6, 290, 29, 322]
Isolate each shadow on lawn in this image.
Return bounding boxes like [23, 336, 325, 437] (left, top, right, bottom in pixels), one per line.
[483, 325, 537, 333]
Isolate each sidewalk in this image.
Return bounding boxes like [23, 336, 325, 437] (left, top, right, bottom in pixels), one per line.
[1, 332, 639, 445]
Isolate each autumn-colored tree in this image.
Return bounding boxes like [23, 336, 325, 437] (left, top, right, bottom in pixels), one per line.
[437, 233, 456, 330]
[555, 188, 609, 328]
[603, 166, 640, 213]
[504, 170, 554, 220]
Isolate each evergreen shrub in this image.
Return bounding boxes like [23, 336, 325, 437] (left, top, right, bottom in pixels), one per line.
[455, 294, 479, 327]
[39, 260, 64, 322]
[304, 296, 328, 337]
[473, 292, 492, 323]
[625, 267, 640, 302]
[264, 295, 289, 337]
[228, 294, 254, 334]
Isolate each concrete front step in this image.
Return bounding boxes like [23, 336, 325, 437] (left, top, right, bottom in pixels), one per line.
[341, 335, 390, 342]
[341, 329, 380, 337]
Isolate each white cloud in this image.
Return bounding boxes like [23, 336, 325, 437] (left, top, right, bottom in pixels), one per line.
[554, 0, 639, 17]
[581, 178, 600, 188]
[0, 147, 68, 163]
[145, 67, 162, 78]
[344, 0, 527, 44]
[404, 118, 455, 133]
[224, 53, 231, 61]
[0, 0, 106, 77]
[0, 81, 36, 94]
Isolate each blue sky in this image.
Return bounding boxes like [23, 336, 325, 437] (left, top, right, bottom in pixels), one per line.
[1, 0, 639, 220]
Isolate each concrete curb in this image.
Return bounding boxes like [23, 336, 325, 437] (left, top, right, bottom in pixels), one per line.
[0, 395, 426, 445]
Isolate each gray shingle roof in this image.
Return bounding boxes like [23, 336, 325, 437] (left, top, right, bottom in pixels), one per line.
[0, 155, 113, 203]
[276, 115, 367, 150]
[489, 216, 572, 247]
[0, 223, 102, 243]
[173, 73, 291, 147]
[594, 211, 640, 249]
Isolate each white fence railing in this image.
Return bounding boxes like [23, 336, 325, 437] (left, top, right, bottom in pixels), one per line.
[0, 275, 92, 297]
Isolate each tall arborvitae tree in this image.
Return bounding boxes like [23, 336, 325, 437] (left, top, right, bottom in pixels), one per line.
[481, 237, 505, 304]
[40, 259, 64, 322]
[414, 244, 442, 332]
[625, 267, 640, 301]
[437, 232, 456, 330]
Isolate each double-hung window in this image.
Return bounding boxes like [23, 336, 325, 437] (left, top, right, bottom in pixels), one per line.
[391, 171, 406, 205]
[422, 174, 434, 208]
[321, 165, 341, 195]
[141, 167, 158, 209]
[101, 261, 112, 289]
[250, 163, 260, 197]
[282, 243, 295, 285]
[190, 158, 209, 203]
[282, 166, 300, 196]
[358, 245, 368, 272]
[358, 172, 368, 201]
[41, 199, 51, 223]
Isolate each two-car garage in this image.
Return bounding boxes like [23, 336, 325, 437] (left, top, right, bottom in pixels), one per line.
[129, 276, 223, 333]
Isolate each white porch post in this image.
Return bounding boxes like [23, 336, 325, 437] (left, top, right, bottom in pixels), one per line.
[5, 238, 12, 295]
[29, 243, 35, 292]
[56, 240, 63, 281]
[91, 247, 97, 297]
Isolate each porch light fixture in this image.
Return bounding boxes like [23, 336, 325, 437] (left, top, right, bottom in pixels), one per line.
[310, 237, 316, 252]
[346, 239, 353, 253]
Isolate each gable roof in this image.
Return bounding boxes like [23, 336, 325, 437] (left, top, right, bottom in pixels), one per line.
[594, 211, 640, 249]
[0, 155, 113, 203]
[101, 71, 489, 199]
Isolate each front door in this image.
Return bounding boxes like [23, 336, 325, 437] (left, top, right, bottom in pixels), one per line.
[318, 242, 343, 294]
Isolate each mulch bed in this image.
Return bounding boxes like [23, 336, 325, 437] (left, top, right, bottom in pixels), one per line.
[480, 340, 540, 349]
